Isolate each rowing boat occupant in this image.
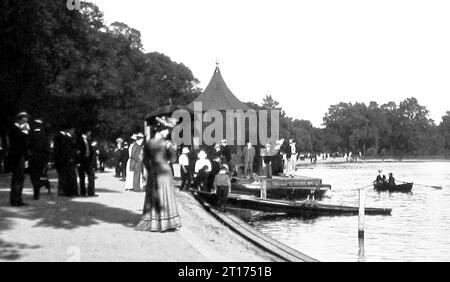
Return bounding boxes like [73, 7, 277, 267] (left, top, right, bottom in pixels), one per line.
[375, 169, 383, 184]
[388, 173, 396, 187]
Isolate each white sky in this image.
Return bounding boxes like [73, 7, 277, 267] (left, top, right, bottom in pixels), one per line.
[90, 0, 450, 127]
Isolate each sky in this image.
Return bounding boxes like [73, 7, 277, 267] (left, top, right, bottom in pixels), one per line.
[90, 0, 450, 127]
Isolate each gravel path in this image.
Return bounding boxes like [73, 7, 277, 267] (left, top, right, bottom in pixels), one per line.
[0, 170, 277, 262]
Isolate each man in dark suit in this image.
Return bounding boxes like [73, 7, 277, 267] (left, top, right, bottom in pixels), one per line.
[64, 127, 78, 197]
[28, 119, 51, 200]
[8, 112, 30, 206]
[221, 139, 231, 165]
[119, 142, 129, 181]
[54, 125, 78, 197]
[76, 129, 96, 197]
[53, 129, 67, 196]
[113, 138, 124, 178]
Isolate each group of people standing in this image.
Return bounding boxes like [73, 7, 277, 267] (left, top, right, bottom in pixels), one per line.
[261, 138, 299, 179]
[7, 111, 97, 207]
[177, 140, 232, 193]
[112, 133, 146, 192]
[54, 126, 97, 198]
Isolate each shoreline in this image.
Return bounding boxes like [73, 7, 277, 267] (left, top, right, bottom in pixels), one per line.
[0, 169, 283, 262]
[296, 158, 450, 167]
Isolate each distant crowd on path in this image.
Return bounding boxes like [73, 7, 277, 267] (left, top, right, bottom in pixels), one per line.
[5, 111, 98, 207]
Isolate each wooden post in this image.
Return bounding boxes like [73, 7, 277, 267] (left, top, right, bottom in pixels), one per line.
[358, 237, 365, 262]
[358, 187, 365, 239]
[261, 180, 267, 199]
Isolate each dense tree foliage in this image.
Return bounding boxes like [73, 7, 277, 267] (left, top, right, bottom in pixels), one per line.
[322, 97, 445, 156]
[247, 95, 449, 157]
[1, 1, 449, 158]
[0, 0, 200, 140]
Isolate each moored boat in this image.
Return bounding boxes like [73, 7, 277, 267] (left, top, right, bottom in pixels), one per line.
[195, 191, 392, 216]
[231, 176, 331, 200]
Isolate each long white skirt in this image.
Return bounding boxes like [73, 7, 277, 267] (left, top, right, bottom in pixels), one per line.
[124, 160, 134, 189]
[124, 160, 146, 190]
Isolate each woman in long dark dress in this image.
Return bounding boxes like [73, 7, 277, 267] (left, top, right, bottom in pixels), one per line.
[135, 122, 181, 232]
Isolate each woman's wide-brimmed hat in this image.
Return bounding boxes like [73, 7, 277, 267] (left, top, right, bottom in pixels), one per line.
[182, 147, 190, 154]
[155, 116, 178, 128]
[136, 133, 144, 139]
[130, 134, 138, 140]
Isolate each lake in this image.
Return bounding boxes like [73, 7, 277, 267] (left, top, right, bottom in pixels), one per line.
[246, 161, 450, 262]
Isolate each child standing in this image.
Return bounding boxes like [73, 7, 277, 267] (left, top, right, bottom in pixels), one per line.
[213, 165, 231, 212]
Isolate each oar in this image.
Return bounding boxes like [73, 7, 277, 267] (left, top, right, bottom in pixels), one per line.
[397, 180, 442, 189]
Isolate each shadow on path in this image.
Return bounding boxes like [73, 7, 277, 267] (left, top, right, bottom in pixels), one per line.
[0, 239, 40, 261]
[0, 188, 140, 231]
[0, 171, 144, 260]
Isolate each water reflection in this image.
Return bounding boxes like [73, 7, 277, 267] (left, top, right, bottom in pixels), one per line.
[358, 238, 365, 262]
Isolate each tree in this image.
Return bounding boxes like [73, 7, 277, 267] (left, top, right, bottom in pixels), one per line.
[0, 1, 200, 142]
[439, 111, 450, 155]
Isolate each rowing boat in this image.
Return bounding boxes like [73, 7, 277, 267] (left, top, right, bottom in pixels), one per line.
[373, 182, 413, 193]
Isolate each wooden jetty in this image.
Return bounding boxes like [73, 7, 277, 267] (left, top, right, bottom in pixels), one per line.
[231, 176, 331, 200]
[196, 191, 392, 217]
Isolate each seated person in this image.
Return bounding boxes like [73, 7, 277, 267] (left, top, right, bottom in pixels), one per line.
[375, 175, 382, 183]
[375, 169, 383, 184]
[193, 150, 211, 190]
[388, 173, 396, 187]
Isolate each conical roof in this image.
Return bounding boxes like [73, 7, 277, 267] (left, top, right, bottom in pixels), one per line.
[187, 65, 251, 111]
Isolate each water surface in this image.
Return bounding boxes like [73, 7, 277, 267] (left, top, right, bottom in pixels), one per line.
[247, 161, 450, 261]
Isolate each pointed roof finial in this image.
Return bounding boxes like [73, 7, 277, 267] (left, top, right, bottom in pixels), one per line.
[216, 58, 220, 67]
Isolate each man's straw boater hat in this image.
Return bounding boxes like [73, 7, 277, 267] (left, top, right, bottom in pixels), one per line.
[16, 112, 30, 119]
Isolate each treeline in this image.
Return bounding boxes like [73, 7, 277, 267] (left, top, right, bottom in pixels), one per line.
[248, 95, 450, 157]
[0, 1, 200, 139]
[2, 1, 450, 158]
